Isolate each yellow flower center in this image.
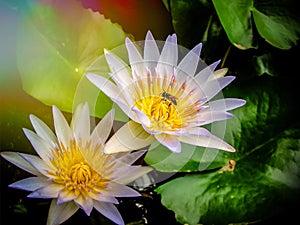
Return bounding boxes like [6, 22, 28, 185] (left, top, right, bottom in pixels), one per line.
[135, 95, 183, 131]
[48, 140, 108, 197]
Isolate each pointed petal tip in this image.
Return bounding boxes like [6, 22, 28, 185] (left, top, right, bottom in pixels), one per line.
[29, 114, 36, 121]
[240, 99, 247, 106]
[146, 30, 154, 40]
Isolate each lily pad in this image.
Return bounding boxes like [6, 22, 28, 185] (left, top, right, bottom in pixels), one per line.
[156, 126, 300, 224]
[17, 0, 130, 120]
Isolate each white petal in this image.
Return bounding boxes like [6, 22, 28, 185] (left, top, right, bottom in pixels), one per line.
[176, 43, 202, 77]
[89, 192, 119, 204]
[208, 98, 246, 111]
[90, 109, 114, 145]
[201, 76, 236, 101]
[179, 134, 235, 152]
[104, 120, 155, 154]
[46, 199, 78, 225]
[157, 34, 178, 75]
[87, 73, 119, 99]
[74, 195, 93, 216]
[125, 38, 146, 76]
[94, 202, 125, 225]
[196, 111, 233, 126]
[108, 164, 140, 181]
[71, 102, 90, 144]
[106, 182, 140, 197]
[19, 153, 53, 177]
[28, 183, 62, 198]
[116, 166, 153, 185]
[9, 177, 50, 191]
[155, 133, 181, 153]
[57, 189, 77, 204]
[0, 151, 42, 176]
[29, 114, 57, 145]
[23, 128, 54, 166]
[86, 73, 135, 120]
[115, 149, 147, 165]
[194, 60, 220, 84]
[52, 105, 72, 148]
[144, 31, 160, 70]
[175, 127, 211, 137]
[104, 50, 133, 87]
[132, 106, 152, 127]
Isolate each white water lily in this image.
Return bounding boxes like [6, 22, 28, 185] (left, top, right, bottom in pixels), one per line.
[1, 103, 152, 225]
[87, 31, 246, 154]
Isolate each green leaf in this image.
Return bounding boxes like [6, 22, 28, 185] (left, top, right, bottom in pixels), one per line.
[156, 127, 300, 225]
[252, 4, 300, 49]
[212, 0, 255, 49]
[17, 0, 130, 120]
[212, 0, 300, 49]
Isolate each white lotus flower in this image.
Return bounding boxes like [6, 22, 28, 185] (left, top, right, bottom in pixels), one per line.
[87, 31, 246, 154]
[1, 103, 152, 225]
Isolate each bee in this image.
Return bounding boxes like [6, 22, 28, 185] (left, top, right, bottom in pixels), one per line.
[161, 90, 178, 105]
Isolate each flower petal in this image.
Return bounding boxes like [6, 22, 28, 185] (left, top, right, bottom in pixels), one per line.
[23, 128, 54, 166]
[104, 49, 133, 88]
[29, 114, 57, 145]
[89, 192, 119, 204]
[104, 120, 155, 154]
[173, 127, 211, 137]
[176, 42, 202, 77]
[106, 182, 141, 197]
[57, 189, 77, 204]
[131, 106, 152, 127]
[194, 60, 220, 84]
[208, 98, 246, 111]
[74, 194, 94, 216]
[125, 38, 146, 76]
[52, 105, 72, 149]
[90, 109, 114, 145]
[210, 68, 228, 79]
[144, 31, 160, 71]
[28, 183, 62, 198]
[0, 151, 41, 176]
[46, 199, 78, 225]
[114, 149, 147, 165]
[71, 102, 90, 145]
[9, 177, 50, 191]
[202, 76, 236, 101]
[179, 133, 235, 152]
[94, 202, 125, 225]
[155, 133, 181, 153]
[116, 166, 153, 185]
[19, 153, 53, 177]
[157, 34, 178, 75]
[86, 73, 136, 120]
[195, 111, 233, 126]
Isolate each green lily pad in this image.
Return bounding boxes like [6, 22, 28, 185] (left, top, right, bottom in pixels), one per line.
[156, 126, 300, 225]
[17, 0, 130, 120]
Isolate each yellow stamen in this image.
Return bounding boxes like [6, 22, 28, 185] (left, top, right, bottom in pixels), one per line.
[48, 140, 108, 197]
[135, 96, 183, 131]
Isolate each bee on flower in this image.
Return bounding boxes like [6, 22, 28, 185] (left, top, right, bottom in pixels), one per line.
[87, 31, 246, 154]
[1, 103, 152, 225]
